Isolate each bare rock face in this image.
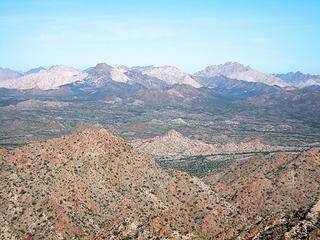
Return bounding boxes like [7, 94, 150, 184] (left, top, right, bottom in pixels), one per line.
[0, 65, 87, 90]
[141, 66, 201, 88]
[132, 129, 280, 157]
[194, 62, 288, 87]
[0, 128, 238, 239]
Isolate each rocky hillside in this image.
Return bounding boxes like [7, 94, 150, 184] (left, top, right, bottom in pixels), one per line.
[1, 128, 319, 239]
[205, 148, 320, 238]
[132, 129, 284, 158]
[0, 128, 239, 239]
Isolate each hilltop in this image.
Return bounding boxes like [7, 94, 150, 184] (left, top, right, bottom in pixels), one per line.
[0, 128, 237, 239]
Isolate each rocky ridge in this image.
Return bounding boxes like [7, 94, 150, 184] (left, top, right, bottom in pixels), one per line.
[0, 128, 239, 239]
[131, 129, 284, 158]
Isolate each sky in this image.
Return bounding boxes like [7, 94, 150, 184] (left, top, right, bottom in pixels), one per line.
[0, 0, 320, 74]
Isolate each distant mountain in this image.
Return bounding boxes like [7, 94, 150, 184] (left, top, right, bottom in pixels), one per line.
[0, 65, 87, 90]
[195, 62, 288, 87]
[274, 71, 320, 88]
[140, 65, 201, 88]
[117, 65, 155, 73]
[0, 128, 237, 239]
[84, 63, 129, 85]
[1, 62, 319, 91]
[194, 75, 282, 97]
[24, 66, 47, 75]
[275, 71, 318, 84]
[294, 77, 320, 88]
[124, 69, 168, 89]
[0, 67, 22, 81]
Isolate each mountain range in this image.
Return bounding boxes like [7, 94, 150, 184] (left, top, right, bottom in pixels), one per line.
[0, 65, 87, 90]
[0, 62, 319, 91]
[0, 60, 319, 239]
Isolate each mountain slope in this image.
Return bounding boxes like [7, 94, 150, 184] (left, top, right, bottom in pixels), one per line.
[207, 148, 320, 214]
[0, 128, 238, 239]
[205, 148, 320, 239]
[0, 65, 87, 90]
[0, 67, 22, 81]
[195, 62, 287, 87]
[141, 65, 201, 88]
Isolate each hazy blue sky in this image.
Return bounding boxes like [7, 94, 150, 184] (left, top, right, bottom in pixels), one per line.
[1, 0, 319, 73]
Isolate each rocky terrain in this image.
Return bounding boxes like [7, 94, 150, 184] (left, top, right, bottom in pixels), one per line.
[1, 128, 319, 239]
[204, 148, 320, 238]
[0, 61, 319, 239]
[0, 128, 240, 239]
[132, 129, 285, 158]
[206, 148, 320, 223]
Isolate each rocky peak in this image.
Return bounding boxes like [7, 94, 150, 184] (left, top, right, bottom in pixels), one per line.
[221, 61, 251, 72]
[84, 63, 129, 84]
[165, 129, 184, 139]
[85, 63, 113, 75]
[95, 62, 113, 71]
